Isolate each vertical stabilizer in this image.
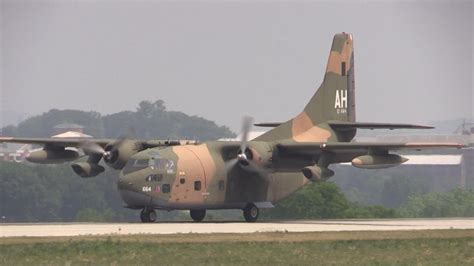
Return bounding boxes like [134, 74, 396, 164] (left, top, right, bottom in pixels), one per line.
[256, 33, 356, 142]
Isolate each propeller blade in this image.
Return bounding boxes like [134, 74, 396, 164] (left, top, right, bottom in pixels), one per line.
[79, 141, 105, 155]
[240, 115, 254, 154]
[110, 126, 138, 153]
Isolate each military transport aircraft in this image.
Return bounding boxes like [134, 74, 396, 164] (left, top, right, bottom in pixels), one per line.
[0, 33, 464, 223]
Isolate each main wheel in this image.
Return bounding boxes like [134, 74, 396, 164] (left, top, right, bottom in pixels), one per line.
[243, 204, 259, 222]
[190, 210, 206, 222]
[140, 208, 157, 223]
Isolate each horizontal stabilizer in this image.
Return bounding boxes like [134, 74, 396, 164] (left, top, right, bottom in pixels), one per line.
[328, 121, 434, 130]
[255, 121, 434, 130]
[254, 122, 282, 127]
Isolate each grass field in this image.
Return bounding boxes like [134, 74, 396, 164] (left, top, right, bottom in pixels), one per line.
[1, 230, 473, 265]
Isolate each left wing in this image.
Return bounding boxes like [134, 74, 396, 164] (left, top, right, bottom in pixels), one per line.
[276, 141, 465, 180]
[276, 141, 465, 156]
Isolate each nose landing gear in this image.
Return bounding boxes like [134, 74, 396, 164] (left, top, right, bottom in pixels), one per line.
[140, 208, 156, 223]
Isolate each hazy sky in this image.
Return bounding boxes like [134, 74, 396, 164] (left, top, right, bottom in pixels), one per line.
[1, 0, 473, 132]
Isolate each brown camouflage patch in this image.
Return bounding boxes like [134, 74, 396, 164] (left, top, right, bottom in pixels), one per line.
[291, 112, 314, 136]
[326, 36, 353, 75]
[293, 126, 332, 142]
[291, 112, 333, 142]
[171, 146, 206, 204]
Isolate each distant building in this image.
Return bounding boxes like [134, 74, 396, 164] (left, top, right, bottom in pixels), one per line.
[0, 143, 32, 163]
[52, 131, 92, 139]
[53, 123, 84, 135]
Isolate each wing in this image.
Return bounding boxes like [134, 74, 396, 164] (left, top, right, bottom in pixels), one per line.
[0, 137, 195, 149]
[0, 136, 199, 176]
[276, 141, 464, 178]
[277, 141, 465, 159]
[0, 137, 113, 148]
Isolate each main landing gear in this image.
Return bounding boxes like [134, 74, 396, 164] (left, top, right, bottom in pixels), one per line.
[190, 210, 206, 222]
[243, 204, 259, 222]
[140, 208, 156, 223]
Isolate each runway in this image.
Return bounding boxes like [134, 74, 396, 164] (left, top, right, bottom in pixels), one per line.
[1, 218, 473, 237]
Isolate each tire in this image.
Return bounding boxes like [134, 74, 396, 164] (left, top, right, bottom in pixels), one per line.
[140, 209, 147, 223]
[140, 208, 156, 223]
[243, 204, 259, 222]
[147, 210, 157, 223]
[190, 210, 206, 222]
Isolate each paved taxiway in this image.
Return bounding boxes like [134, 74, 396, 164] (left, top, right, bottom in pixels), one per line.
[1, 219, 473, 237]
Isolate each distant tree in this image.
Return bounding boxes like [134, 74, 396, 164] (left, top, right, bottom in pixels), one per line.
[381, 176, 432, 208]
[1, 99, 235, 140]
[397, 188, 474, 217]
[262, 182, 396, 220]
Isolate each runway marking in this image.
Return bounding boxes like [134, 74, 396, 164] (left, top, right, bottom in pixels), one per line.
[1, 219, 473, 237]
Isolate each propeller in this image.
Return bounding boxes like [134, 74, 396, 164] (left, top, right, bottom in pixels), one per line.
[79, 126, 137, 163]
[237, 115, 254, 164]
[225, 116, 270, 178]
[79, 140, 115, 161]
[79, 141, 105, 155]
[224, 116, 252, 172]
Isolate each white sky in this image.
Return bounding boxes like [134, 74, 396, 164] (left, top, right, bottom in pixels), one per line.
[1, 0, 473, 131]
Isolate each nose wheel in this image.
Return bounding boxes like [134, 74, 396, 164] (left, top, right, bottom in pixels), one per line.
[243, 204, 259, 222]
[140, 208, 156, 223]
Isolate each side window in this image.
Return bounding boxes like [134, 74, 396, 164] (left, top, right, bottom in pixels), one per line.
[218, 180, 225, 191]
[154, 158, 176, 174]
[194, 181, 201, 191]
[156, 174, 163, 182]
[146, 174, 163, 182]
[162, 184, 170, 193]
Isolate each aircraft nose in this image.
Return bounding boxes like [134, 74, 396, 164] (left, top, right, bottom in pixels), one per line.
[117, 173, 151, 208]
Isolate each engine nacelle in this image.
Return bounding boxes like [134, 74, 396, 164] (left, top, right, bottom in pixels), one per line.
[103, 140, 142, 170]
[26, 149, 79, 164]
[301, 165, 334, 182]
[351, 154, 408, 169]
[71, 162, 105, 178]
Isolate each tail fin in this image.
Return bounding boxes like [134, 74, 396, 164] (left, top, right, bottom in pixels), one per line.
[256, 33, 356, 142]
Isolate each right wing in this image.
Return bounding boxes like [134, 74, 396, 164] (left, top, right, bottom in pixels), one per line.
[0, 137, 196, 149]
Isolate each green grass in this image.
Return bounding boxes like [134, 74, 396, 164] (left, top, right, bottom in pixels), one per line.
[1, 230, 474, 265]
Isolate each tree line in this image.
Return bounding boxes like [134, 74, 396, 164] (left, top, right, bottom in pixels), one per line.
[1, 100, 235, 141]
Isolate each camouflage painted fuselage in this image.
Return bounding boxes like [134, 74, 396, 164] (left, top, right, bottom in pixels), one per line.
[118, 141, 311, 210]
[118, 32, 356, 211]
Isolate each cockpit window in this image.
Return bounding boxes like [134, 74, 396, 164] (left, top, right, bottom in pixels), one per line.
[122, 157, 175, 175]
[122, 159, 152, 174]
[153, 158, 175, 174]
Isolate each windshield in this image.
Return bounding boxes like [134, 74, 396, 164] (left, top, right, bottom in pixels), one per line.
[122, 159, 152, 174]
[153, 158, 175, 174]
[122, 156, 175, 175]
